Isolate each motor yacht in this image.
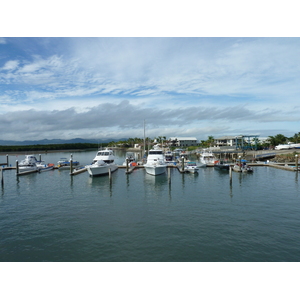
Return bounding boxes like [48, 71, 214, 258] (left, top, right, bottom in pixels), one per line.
[144, 148, 167, 176]
[86, 148, 118, 176]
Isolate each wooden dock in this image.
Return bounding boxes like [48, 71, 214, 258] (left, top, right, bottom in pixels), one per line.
[70, 167, 87, 176]
[268, 163, 299, 172]
[17, 169, 38, 176]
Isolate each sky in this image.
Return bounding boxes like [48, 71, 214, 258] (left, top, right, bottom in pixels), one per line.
[1, 5, 300, 142]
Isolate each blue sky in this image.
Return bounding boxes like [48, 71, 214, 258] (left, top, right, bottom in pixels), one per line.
[1, 36, 300, 141]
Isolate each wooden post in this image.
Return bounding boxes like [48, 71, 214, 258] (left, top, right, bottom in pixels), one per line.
[239, 156, 241, 172]
[39, 154, 42, 162]
[6, 154, 9, 167]
[16, 160, 19, 175]
[126, 158, 129, 173]
[229, 166, 232, 184]
[109, 168, 112, 182]
[296, 155, 299, 171]
[70, 159, 73, 174]
[168, 167, 171, 184]
[1, 168, 3, 186]
[182, 157, 185, 172]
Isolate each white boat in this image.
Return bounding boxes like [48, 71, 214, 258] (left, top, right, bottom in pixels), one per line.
[197, 162, 207, 168]
[36, 161, 54, 172]
[232, 161, 253, 173]
[185, 162, 199, 173]
[19, 155, 39, 172]
[122, 152, 137, 166]
[275, 144, 291, 150]
[199, 149, 216, 165]
[57, 158, 80, 169]
[288, 143, 300, 149]
[144, 148, 167, 176]
[86, 148, 118, 176]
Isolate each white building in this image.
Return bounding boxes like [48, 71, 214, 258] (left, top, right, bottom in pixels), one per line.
[214, 136, 244, 147]
[168, 137, 198, 147]
[214, 135, 260, 150]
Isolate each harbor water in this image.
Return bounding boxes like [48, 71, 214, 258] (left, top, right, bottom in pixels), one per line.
[1, 150, 300, 262]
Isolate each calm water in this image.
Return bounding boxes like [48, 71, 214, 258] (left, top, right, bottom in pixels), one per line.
[1, 150, 300, 262]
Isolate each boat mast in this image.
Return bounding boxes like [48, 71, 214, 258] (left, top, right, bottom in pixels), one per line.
[143, 119, 146, 158]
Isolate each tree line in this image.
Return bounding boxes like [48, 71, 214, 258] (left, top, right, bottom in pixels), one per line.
[1, 132, 299, 153]
[0, 143, 105, 153]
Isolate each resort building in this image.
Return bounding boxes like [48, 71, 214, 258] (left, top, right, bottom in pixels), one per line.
[214, 136, 244, 147]
[168, 137, 198, 147]
[214, 135, 259, 150]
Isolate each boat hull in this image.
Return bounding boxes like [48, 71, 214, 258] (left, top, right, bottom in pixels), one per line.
[19, 166, 38, 172]
[38, 166, 54, 172]
[185, 167, 199, 173]
[214, 164, 230, 170]
[144, 164, 166, 176]
[86, 164, 118, 176]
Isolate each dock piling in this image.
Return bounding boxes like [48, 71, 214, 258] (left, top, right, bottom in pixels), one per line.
[70, 159, 73, 175]
[109, 168, 112, 182]
[16, 160, 19, 175]
[1, 168, 3, 186]
[296, 155, 298, 171]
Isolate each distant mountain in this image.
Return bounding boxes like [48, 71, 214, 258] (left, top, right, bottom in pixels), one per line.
[0, 138, 127, 146]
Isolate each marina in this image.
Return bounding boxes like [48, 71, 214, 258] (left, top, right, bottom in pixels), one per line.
[1, 149, 300, 262]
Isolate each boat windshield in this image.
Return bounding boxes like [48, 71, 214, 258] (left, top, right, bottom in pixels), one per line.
[97, 151, 111, 156]
[149, 151, 163, 154]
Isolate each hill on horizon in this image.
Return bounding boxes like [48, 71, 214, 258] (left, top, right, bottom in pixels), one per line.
[0, 138, 126, 146]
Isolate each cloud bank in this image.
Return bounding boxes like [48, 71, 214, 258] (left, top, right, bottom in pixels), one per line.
[0, 37, 299, 141]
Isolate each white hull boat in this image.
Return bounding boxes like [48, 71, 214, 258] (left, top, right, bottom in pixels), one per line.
[19, 164, 38, 172]
[86, 148, 118, 176]
[36, 161, 54, 172]
[122, 152, 137, 166]
[144, 148, 167, 176]
[275, 144, 291, 150]
[19, 155, 39, 172]
[86, 161, 118, 176]
[144, 164, 166, 176]
[199, 149, 216, 165]
[233, 163, 253, 173]
[185, 162, 199, 173]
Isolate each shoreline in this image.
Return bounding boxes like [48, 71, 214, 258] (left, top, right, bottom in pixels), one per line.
[0, 147, 142, 156]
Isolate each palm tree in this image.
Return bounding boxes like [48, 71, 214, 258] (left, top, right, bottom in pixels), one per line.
[267, 136, 276, 147]
[207, 136, 214, 147]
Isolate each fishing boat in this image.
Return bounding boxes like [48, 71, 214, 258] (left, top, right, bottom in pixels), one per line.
[232, 160, 253, 173]
[18, 155, 39, 172]
[122, 152, 137, 166]
[86, 148, 118, 176]
[36, 161, 54, 172]
[199, 149, 216, 165]
[214, 160, 230, 170]
[57, 158, 80, 169]
[144, 148, 167, 176]
[164, 150, 176, 165]
[185, 162, 199, 173]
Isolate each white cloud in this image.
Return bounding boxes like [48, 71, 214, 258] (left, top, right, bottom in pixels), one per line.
[1, 37, 300, 141]
[2, 60, 19, 70]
